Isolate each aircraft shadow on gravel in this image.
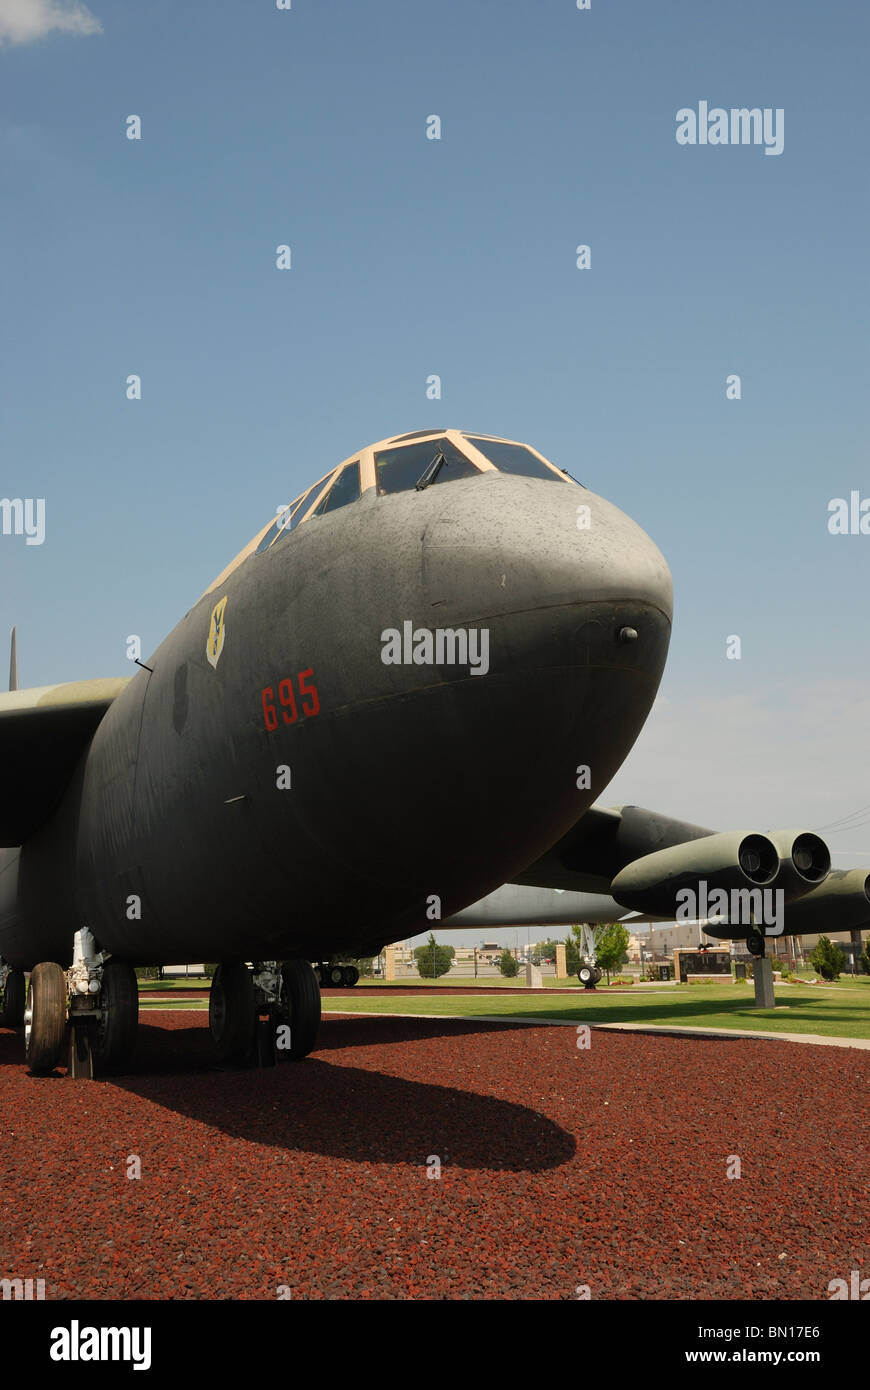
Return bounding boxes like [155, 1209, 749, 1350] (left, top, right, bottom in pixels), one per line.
[0, 1019, 576, 1173]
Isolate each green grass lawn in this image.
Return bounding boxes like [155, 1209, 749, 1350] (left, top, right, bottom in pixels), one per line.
[135, 974, 870, 1040]
[136, 974, 655, 991]
[355, 975, 672, 988]
[137, 977, 211, 990]
[789, 971, 870, 989]
[139, 997, 210, 1009]
[320, 980, 870, 1041]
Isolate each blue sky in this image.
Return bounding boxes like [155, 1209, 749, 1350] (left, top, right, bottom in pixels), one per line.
[2, 0, 869, 945]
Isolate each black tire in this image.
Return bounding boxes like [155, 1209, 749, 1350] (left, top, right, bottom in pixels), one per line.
[342, 965, 359, 987]
[746, 932, 766, 958]
[281, 960, 321, 1060]
[0, 969, 25, 1028]
[209, 963, 255, 1064]
[578, 967, 593, 983]
[25, 962, 67, 1075]
[95, 962, 139, 1074]
[328, 965, 344, 987]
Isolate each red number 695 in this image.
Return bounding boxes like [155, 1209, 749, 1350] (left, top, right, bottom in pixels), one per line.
[261, 669, 320, 731]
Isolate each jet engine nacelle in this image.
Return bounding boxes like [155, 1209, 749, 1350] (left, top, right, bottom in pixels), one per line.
[610, 829, 831, 918]
[779, 867, 870, 937]
[764, 829, 830, 899]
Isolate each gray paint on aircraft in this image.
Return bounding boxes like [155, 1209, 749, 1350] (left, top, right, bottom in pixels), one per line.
[0, 453, 672, 968]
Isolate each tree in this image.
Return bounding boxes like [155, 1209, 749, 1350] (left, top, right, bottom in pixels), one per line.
[578, 922, 629, 985]
[498, 950, 519, 978]
[413, 933, 454, 979]
[809, 936, 847, 982]
[536, 937, 562, 965]
[860, 931, 870, 977]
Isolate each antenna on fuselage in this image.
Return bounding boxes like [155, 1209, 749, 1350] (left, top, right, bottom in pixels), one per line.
[9, 626, 17, 692]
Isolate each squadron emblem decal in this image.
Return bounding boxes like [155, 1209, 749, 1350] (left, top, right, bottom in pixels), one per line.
[206, 596, 228, 670]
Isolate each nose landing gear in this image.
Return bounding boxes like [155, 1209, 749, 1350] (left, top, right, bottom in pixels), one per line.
[22, 931, 139, 1079]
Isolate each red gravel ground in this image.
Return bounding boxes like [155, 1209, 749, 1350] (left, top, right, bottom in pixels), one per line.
[0, 1012, 866, 1300]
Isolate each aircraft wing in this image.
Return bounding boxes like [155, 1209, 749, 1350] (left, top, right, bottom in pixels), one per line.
[442, 881, 636, 928]
[513, 804, 713, 895]
[437, 805, 712, 929]
[513, 803, 870, 940]
[0, 679, 129, 846]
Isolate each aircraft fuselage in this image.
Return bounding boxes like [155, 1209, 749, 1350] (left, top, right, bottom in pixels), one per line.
[0, 455, 672, 968]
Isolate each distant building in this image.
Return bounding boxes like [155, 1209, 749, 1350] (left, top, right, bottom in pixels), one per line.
[629, 923, 707, 961]
[478, 942, 504, 963]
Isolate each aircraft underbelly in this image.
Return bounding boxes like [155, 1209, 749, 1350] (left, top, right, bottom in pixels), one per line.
[76, 628, 665, 963]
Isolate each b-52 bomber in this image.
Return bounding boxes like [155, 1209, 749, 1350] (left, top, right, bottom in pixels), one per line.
[1, 429, 866, 1077]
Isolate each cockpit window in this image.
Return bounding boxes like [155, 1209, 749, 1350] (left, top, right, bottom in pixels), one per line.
[464, 436, 567, 482]
[255, 513, 291, 554]
[311, 460, 361, 516]
[255, 477, 326, 554]
[375, 437, 479, 495]
[280, 479, 327, 534]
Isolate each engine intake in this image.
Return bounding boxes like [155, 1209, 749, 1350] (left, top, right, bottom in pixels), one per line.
[765, 830, 831, 894]
[610, 830, 780, 917]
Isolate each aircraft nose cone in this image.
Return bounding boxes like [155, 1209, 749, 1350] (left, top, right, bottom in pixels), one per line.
[390, 471, 671, 893]
[422, 472, 673, 650]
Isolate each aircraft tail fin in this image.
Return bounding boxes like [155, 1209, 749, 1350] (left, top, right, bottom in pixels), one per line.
[9, 627, 17, 692]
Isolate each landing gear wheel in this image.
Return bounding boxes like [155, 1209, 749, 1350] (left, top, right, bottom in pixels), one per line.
[342, 965, 359, 987]
[24, 962, 67, 1075]
[0, 969, 25, 1028]
[280, 960, 321, 1060]
[209, 963, 255, 1064]
[578, 966, 601, 990]
[95, 962, 139, 1074]
[328, 965, 344, 987]
[746, 932, 766, 958]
